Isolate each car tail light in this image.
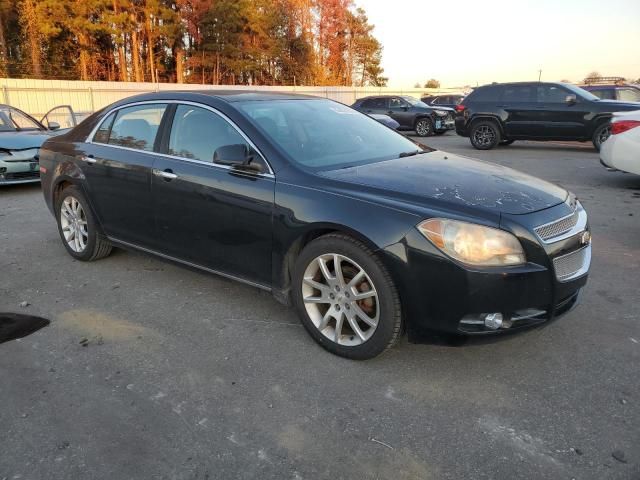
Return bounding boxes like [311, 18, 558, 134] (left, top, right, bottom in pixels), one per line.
[611, 120, 640, 135]
[455, 104, 465, 112]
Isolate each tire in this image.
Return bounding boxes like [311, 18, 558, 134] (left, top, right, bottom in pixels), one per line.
[292, 234, 402, 360]
[55, 185, 112, 261]
[499, 139, 515, 145]
[414, 117, 434, 137]
[433, 130, 446, 135]
[469, 119, 501, 150]
[592, 122, 611, 151]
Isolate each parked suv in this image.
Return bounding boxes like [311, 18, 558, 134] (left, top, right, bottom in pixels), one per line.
[454, 82, 640, 151]
[421, 94, 465, 110]
[352, 95, 454, 136]
[581, 84, 640, 102]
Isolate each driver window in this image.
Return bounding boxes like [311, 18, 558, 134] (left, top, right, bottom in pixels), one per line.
[537, 85, 570, 103]
[169, 105, 263, 167]
[388, 97, 406, 109]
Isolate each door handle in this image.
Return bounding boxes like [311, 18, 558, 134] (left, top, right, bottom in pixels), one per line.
[153, 168, 178, 180]
[80, 155, 96, 164]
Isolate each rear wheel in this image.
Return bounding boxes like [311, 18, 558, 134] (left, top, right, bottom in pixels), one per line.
[592, 122, 611, 151]
[415, 118, 434, 136]
[469, 120, 501, 150]
[55, 185, 112, 261]
[292, 234, 402, 360]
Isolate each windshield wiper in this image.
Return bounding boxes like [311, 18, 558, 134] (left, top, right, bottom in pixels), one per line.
[399, 149, 422, 158]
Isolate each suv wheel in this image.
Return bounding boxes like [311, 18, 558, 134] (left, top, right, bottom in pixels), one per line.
[415, 118, 433, 136]
[292, 234, 402, 360]
[470, 120, 501, 150]
[55, 185, 112, 261]
[592, 122, 611, 151]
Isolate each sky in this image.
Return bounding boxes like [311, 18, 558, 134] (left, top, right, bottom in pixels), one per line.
[356, 0, 640, 88]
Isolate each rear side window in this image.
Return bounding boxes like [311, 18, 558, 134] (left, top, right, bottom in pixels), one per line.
[168, 105, 250, 163]
[467, 86, 500, 102]
[93, 111, 116, 144]
[107, 104, 167, 151]
[590, 88, 615, 100]
[361, 98, 387, 109]
[501, 85, 534, 103]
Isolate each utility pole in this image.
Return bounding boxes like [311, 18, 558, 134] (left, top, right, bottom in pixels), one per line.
[538, 69, 542, 81]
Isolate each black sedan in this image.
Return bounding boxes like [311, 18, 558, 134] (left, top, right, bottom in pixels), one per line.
[40, 91, 591, 359]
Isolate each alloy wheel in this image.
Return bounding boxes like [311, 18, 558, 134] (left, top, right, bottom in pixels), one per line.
[301, 253, 379, 346]
[60, 196, 89, 253]
[597, 125, 611, 147]
[415, 119, 432, 136]
[473, 125, 496, 147]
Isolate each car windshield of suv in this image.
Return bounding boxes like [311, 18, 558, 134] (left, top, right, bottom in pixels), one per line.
[402, 96, 429, 108]
[238, 99, 426, 170]
[0, 107, 42, 132]
[562, 84, 600, 101]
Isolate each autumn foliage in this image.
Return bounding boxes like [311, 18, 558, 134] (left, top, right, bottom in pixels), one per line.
[0, 0, 387, 86]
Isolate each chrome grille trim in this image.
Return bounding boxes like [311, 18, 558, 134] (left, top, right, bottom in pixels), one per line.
[534, 202, 587, 243]
[553, 245, 591, 282]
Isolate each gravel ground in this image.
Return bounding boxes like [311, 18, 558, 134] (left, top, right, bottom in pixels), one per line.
[1, 134, 638, 480]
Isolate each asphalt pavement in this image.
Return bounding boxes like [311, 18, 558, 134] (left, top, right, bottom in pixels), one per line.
[1, 134, 638, 480]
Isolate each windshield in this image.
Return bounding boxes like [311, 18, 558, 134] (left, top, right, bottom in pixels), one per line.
[402, 96, 429, 108]
[561, 83, 600, 101]
[238, 99, 425, 170]
[0, 107, 42, 132]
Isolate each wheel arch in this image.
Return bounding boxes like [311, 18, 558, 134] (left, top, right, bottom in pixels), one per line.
[274, 223, 383, 306]
[468, 115, 505, 134]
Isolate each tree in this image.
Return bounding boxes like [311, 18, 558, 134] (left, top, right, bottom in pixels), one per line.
[584, 71, 601, 83]
[424, 78, 440, 88]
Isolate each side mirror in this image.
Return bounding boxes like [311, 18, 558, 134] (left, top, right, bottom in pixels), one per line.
[213, 144, 263, 172]
[565, 94, 577, 105]
[48, 121, 61, 131]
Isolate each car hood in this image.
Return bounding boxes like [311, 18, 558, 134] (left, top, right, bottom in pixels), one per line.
[0, 130, 53, 150]
[593, 99, 640, 110]
[318, 151, 568, 216]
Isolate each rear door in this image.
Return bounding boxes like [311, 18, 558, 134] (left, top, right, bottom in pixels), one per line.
[82, 103, 168, 245]
[499, 84, 543, 137]
[151, 103, 274, 285]
[360, 97, 387, 115]
[536, 84, 588, 139]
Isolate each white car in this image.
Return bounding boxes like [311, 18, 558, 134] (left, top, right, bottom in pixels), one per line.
[600, 110, 640, 175]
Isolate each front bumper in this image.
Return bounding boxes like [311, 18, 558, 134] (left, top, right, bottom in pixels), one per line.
[0, 152, 41, 185]
[381, 203, 590, 336]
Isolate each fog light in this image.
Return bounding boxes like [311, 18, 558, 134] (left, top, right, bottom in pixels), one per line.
[484, 313, 503, 330]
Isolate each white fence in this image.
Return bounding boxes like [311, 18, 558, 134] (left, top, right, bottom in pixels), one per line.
[0, 78, 464, 118]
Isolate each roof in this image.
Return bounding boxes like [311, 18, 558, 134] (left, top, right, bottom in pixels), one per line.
[169, 90, 322, 102]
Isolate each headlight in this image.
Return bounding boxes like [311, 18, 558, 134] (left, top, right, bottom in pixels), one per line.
[434, 110, 449, 116]
[417, 218, 526, 266]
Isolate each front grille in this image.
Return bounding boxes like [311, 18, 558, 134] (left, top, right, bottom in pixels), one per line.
[445, 113, 454, 122]
[5, 171, 40, 180]
[553, 245, 590, 281]
[535, 210, 579, 241]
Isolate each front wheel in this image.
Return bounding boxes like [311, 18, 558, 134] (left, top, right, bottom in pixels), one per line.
[592, 122, 611, 151]
[415, 118, 434, 137]
[469, 120, 501, 150]
[292, 234, 402, 360]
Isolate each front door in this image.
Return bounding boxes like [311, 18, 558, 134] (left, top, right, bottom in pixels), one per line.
[387, 97, 414, 127]
[80, 103, 168, 245]
[151, 104, 274, 286]
[536, 84, 589, 139]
